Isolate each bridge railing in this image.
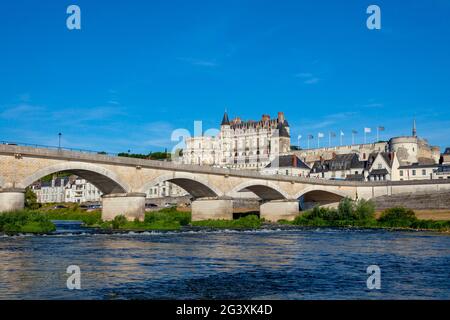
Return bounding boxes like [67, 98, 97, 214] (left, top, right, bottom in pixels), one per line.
[0, 141, 119, 157]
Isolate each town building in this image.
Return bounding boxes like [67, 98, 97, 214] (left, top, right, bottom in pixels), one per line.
[32, 175, 103, 203]
[309, 153, 366, 180]
[32, 177, 71, 203]
[65, 177, 103, 203]
[262, 154, 311, 177]
[146, 181, 188, 198]
[366, 152, 399, 181]
[294, 120, 440, 167]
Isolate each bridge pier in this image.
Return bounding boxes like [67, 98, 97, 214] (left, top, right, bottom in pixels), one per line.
[101, 193, 146, 221]
[191, 197, 233, 221]
[0, 188, 25, 212]
[260, 199, 299, 222]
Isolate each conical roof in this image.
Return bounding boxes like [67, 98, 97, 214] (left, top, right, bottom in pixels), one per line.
[221, 111, 230, 125]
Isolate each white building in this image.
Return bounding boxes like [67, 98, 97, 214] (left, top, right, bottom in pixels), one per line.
[33, 177, 70, 203]
[146, 181, 188, 198]
[65, 177, 103, 203]
[32, 175, 102, 204]
[182, 111, 291, 170]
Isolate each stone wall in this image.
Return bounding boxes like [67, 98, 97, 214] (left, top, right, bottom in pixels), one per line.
[372, 190, 450, 210]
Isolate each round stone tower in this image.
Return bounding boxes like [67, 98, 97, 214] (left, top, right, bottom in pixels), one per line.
[389, 136, 419, 164]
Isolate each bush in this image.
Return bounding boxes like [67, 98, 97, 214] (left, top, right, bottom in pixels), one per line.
[111, 215, 127, 229]
[292, 198, 376, 227]
[25, 188, 41, 210]
[378, 207, 417, 227]
[354, 199, 376, 220]
[338, 198, 355, 220]
[0, 211, 56, 234]
[144, 208, 191, 226]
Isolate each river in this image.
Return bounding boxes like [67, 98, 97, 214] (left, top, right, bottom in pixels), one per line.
[0, 222, 449, 300]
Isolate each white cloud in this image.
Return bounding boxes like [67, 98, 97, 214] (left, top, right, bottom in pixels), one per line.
[178, 57, 218, 67]
[294, 72, 320, 84]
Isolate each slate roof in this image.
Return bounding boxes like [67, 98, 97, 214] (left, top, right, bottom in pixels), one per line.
[398, 162, 439, 169]
[276, 122, 290, 138]
[228, 116, 289, 130]
[367, 152, 394, 168]
[369, 169, 389, 176]
[221, 112, 230, 126]
[40, 177, 71, 188]
[345, 174, 365, 181]
[311, 153, 365, 173]
[265, 154, 310, 169]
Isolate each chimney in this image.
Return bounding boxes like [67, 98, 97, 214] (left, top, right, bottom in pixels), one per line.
[292, 155, 297, 167]
[278, 112, 285, 123]
[262, 114, 270, 122]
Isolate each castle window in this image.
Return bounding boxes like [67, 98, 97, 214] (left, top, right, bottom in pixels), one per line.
[422, 169, 426, 175]
[412, 170, 416, 176]
[400, 170, 404, 176]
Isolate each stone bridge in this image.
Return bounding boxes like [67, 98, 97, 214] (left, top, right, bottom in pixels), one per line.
[1, 144, 450, 221]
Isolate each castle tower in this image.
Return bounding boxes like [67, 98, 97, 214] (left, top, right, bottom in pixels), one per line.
[220, 110, 231, 165]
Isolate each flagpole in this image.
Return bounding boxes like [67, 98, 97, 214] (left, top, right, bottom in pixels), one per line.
[352, 132, 354, 145]
[377, 127, 379, 142]
[329, 132, 331, 147]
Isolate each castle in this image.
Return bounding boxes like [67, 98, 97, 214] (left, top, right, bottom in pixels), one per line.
[182, 111, 291, 169]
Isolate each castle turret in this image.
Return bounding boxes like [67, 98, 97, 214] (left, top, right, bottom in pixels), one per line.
[221, 111, 230, 126]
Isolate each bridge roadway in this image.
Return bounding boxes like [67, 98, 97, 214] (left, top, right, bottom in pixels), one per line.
[1, 144, 450, 221]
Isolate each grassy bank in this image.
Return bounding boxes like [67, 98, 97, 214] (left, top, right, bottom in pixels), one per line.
[37, 204, 102, 226]
[3, 199, 450, 234]
[0, 211, 56, 234]
[191, 215, 261, 229]
[285, 198, 450, 232]
[101, 208, 191, 231]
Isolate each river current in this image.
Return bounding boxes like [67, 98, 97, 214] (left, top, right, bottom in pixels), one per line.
[0, 222, 449, 300]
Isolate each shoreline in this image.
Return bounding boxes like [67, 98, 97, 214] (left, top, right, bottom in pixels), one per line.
[1, 222, 449, 237]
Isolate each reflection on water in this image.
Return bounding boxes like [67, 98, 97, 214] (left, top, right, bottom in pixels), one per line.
[0, 226, 449, 300]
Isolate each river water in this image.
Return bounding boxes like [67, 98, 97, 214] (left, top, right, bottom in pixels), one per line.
[0, 222, 449, 300]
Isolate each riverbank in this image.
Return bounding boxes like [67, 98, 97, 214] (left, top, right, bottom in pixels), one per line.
[2, 199, 450, 235]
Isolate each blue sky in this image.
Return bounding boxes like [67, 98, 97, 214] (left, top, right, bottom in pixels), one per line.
[1, 0, 450, 153]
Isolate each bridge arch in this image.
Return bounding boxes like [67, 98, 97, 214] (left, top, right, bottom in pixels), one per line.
[294, 186, 354, 210]
[139, 172, 223, 199]
[228, 180, 290, 201]
[19, 162, 130, 194]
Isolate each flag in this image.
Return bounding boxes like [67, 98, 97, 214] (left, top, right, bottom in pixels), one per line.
[308, 134, 314, 139]
[352, 130, 358, 134]
[340, 130, 344, 136]
[364, 127, 371, 133]
[378, 126, 385, 131]
[298, 135, 302, 140]
[318, 132, 324, 138]
[330, 132, 336, 137]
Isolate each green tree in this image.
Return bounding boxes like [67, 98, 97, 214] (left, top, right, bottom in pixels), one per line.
[25, 188, 40, 209]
